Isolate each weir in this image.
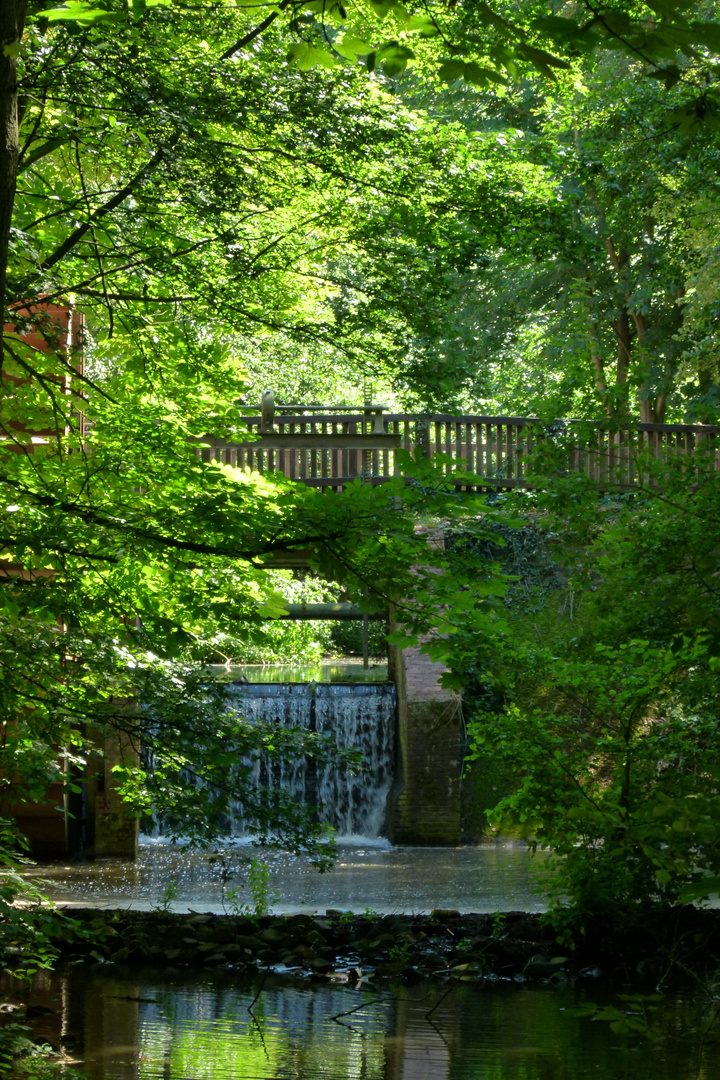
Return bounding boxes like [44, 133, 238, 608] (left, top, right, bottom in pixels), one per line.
[228, 682, 396, 839]
[144, 681, 397, 843]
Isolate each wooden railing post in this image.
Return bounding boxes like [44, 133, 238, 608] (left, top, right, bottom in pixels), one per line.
[416, 415, 431, 460]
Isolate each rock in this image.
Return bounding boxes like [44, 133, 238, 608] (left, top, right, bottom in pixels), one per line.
[523, 955, 568, 979]
[309, 957, 333, 972]
[431, 909, 461, 921]
[548, 970, 568, 985]
[260, 928, 285, 944]
[636, 957, 663, 977]
[486, 941, 534, 968]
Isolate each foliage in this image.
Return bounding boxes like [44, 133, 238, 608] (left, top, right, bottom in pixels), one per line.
[153, 878, 178, 914]
[199, 572, 337, 665]
[468, 637, 720, 929]
[0, 0, 718, 958]
[35, 0, 720, 105]
[0, 821, 95, 979]
[572, 993, 665, 1040]
[458, 455, 720, 927]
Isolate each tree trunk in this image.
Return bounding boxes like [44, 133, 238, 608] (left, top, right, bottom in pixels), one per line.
[614, 307, 632, 388]
[0, 0, 28, 323]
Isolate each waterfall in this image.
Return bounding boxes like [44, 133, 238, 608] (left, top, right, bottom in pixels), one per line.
[142, 682, 396, 843]
[229, 683, 396, 840]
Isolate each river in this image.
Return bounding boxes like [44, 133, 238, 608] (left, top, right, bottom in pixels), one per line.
[4, 963, 716, 1079]
[28, 840, 548, 915]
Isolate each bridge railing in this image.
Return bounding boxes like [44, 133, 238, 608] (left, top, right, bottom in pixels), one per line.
[197, 411, 720, 490]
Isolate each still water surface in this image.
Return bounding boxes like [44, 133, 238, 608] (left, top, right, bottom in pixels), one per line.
[10, 965, 718, 1080]
[33, 841, 548, 915]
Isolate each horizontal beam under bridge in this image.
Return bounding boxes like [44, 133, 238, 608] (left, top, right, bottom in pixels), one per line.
[279, 604, 385, 620]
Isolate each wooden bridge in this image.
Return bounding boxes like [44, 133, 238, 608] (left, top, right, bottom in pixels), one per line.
[198, 397, 720, 491]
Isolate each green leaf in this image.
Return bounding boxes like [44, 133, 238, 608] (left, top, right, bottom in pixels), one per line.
[688, 20, 720, 52]
[334, 34, 373, 59]
[37, 2, 123, 24]
[679, 876, 720, 902]
[438, 59, 468, 83]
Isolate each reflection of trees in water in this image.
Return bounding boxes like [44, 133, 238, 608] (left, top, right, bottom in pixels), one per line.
[131, 979, 389, 1080]
[37, 967, 720, 1080]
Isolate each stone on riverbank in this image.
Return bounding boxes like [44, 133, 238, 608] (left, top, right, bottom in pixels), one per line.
[44, 906, 720, 986]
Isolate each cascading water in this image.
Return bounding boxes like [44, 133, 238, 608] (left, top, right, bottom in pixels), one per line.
[230, 683, 396, 840]
[143, 682, 397, 843]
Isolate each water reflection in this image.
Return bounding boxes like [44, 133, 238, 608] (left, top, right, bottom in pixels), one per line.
[28, 842, 549, 915]
[211, 661, 390, 684]
[8, 966, 718, 1080]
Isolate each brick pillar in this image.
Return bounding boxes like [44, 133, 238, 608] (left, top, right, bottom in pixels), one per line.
[91, 725, 139, 859]
[386, 528, 463, 845]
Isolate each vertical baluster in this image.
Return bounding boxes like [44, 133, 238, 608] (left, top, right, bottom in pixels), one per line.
[341, 420, 348, 484]
[529, 421, 537, 485]
[608, 428, 617, 487]
[299, 419, 306, 480]
[310, 416, 318, 482]
[350, 418, 358, 479]
[454, 421, 461, 483]
[587, 427, 596, 485]
[623, 427, 632, 488]
[380, 419, 387, 481]
[513, 423, 522, 482]
[288, 422, 296, 480]
[616, 428, 624, 488]
[395, 418, 405, 475]
[331, 418, 338, 489]
[319, 419, 327, 487]
[684, 430, 693, 484]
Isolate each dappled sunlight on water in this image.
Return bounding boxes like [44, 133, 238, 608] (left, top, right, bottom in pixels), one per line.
[27, 842, 549, 915]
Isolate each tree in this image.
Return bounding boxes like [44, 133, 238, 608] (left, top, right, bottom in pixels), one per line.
[0, 0, 519, 898]
[456, 445, 720, 929]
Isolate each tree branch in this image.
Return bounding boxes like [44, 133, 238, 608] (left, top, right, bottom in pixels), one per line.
[38, 136, 178, 272]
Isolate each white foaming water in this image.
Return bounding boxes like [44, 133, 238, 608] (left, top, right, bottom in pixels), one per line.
[232, 683, 396, 840]
[144, 682, 396, 842]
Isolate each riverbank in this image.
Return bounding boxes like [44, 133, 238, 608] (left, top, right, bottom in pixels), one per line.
[54, 906, 720, 985]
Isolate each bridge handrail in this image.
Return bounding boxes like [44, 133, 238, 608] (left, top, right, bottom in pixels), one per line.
[198, 411, 720, 491]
